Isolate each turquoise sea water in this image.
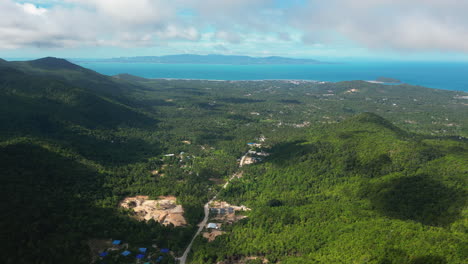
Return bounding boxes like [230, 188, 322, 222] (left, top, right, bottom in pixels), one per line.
[76, 61, 468, 92]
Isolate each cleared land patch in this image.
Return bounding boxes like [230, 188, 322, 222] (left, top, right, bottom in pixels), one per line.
[120, 195, 187, 226]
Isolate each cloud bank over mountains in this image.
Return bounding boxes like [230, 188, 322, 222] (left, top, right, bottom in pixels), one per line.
[2, 0, 468, 56]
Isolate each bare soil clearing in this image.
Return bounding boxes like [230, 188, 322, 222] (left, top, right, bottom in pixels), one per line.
[210, 201, 250, 224]
[120, 195, 187, 226]
[202, 230, 226, 242]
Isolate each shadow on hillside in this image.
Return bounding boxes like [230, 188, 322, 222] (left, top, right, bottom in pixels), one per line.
[227, 114, 255, 123]
[0, 143, 187, 263]
[278, 99, 302, 104]
[61, 130, 163, 165]
[160, 87, 207, 96]
[195, 128, 234, 144]
[0, 143, 108, 263]
[267, 140, 333, 166]
[0, 94, 162, 165]
[133, 98, 177, 107]
[366, 175, 466, 226]
[219, 97, 265, 104]
[197, 102, 223, 110]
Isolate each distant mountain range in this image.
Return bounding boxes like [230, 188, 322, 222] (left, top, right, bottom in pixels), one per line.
[73, 54, 325, 65]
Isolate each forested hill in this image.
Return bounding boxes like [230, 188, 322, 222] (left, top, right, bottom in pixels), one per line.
[191, 112, 467, 263]
[0, 58, 467, 263]
[5, 57, 146, 96]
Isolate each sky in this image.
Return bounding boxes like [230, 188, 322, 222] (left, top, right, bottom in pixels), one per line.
[1, 0, 468, 61]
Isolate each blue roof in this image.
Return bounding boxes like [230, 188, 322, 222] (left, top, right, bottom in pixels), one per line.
[139, 248, 147, 253]
[160, 248, 170, 253]
[112, 240, 121, 245]
[156, 256, 164, 262]
[247, 143, 255, 145]
[136, 254, 145, 259]
[121, 250, 131, 256]
[99, 252, 108, 257]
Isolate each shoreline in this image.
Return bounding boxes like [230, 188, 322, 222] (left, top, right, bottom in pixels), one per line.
[120, 77, 468, 93]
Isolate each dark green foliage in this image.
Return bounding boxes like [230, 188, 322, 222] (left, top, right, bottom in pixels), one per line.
[366, 175, 466, 226]
[190, 114, 468, 263]
[266, 199, 283, 207]
[0, 58, 467, 263]
[29, 57, 83, 70]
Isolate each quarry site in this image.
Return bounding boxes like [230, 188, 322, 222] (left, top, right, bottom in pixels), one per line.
[120, 195, 187, 227]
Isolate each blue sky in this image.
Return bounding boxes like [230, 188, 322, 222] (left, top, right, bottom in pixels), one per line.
[1, 0, 468, 61]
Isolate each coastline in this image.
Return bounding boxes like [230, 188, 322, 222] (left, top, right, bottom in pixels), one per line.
[77, 61, 468, 92]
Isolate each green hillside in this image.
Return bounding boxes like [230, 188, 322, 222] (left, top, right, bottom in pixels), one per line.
[0, 58, 466, 264]
[190, 113, 467, 264]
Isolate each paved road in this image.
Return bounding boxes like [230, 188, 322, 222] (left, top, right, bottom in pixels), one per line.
[176, 152, 249, 264]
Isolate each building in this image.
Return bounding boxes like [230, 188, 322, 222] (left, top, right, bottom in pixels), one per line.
[207, 223, 221, 229]
[207, 223, 218, 229]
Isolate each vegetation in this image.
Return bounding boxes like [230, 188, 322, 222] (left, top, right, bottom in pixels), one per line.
[189, 113, 467, 263]
[0, 58, 466, 263]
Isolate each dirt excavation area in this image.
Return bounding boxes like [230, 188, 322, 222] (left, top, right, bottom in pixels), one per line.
[120, 195, 187, 226]
[202, 230, 226, 242]
[210, 200, 250, 224]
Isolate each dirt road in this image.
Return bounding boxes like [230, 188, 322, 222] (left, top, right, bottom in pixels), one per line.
[176, 152, 249, 264]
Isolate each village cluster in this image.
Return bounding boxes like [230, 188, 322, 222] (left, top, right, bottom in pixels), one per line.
[96, 239, 170, 263]
[203, 201, 251, 242]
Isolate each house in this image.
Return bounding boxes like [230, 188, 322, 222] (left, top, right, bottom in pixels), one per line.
[207, 223, 217, 229]
[210, 208, 219, 214]
[139, 248, 147, 253]
[207, 223, 218, 229]
[112, 240, 121, 245]
[136, 254, 145, 259]
[121, 250, 131, 256]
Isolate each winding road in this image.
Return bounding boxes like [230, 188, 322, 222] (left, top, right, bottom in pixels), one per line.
[176, 152, 249, 264]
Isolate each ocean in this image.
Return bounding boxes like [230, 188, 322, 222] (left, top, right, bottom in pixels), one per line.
[75, 61, 468, 92]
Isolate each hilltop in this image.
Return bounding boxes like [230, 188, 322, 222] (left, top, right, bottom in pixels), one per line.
[189, 112, 467, 263]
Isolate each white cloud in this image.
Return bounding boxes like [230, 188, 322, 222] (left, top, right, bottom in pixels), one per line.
[290, 0, 468, 52]
[17, 2, 48, 15]
[64, 0, 174, 25]
[214, 31, 242, 44]
[156, 25, 200, 41]
[1, 0, 468, 55]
